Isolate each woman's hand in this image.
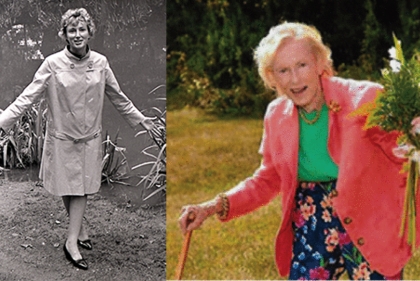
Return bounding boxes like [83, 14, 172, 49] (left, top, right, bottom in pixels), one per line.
[392, 117, 420, 159]
[178, 205, 209, 235]
[140, 116, 157, 131]
[411, 117, 420, 135]
[140, 116, 163, 139]
[392, 144, 414, 159]
[178, 197, 223, 235]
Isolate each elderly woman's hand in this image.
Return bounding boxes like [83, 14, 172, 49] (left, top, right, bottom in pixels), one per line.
[178, 205, 208, 235]
[392, 144, 414, 159]
[392, 117, 420, 159]
[411, 117, 420, 135]
[178, 197, 223, 235]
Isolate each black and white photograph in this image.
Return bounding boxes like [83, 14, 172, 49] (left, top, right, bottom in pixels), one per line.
[0, 1, 165, 280]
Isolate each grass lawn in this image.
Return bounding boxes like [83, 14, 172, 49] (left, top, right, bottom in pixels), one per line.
[166, 107, 420, 280]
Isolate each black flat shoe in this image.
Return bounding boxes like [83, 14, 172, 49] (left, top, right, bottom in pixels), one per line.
[77, 239, 93, 250]
[63, 243, 88, 270]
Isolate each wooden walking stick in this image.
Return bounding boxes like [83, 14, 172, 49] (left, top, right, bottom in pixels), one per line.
[175, 212, 195, 280]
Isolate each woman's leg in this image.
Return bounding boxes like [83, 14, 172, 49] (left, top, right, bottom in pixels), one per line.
[62, 195, 87, 260]
[62, 196, 89, 241]
[62, 196, 70, 213]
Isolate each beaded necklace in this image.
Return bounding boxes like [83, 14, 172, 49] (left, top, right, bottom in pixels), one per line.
[298, 107, 321, 125]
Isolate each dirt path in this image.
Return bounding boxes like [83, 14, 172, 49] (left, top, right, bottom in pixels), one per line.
[0, 178, 165, 281]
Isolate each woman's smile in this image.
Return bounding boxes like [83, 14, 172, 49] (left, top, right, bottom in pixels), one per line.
[270, 38, 325, 112]
[66, 20, 90, 57]
[291, 86, 308, 95]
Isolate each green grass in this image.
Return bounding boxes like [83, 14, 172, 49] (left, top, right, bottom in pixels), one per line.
[166, 108, 285, 280]
[166, 107, 420, 280]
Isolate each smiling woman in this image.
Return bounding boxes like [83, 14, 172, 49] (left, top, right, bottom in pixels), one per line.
[0, 7, 160, 271]
[65, 23, 90, 56]
[178, 22, 418, 280]
[268, 37, 324, 113]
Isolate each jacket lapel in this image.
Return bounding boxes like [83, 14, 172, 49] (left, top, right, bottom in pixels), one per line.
[273, 99, 299, 187]
[322, 77, 342, 166]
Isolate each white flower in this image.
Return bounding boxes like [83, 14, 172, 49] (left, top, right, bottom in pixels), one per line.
[390, 59, 401, 73]
[411, 150, 420, 163]
[388, 47, 398, 60]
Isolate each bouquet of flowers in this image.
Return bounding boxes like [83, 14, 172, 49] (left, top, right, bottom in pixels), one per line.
[354, 34, 420, 252]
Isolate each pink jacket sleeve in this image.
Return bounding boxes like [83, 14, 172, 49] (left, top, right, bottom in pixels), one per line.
[221, 104, 282, 221]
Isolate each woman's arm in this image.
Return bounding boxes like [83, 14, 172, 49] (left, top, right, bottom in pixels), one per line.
[179, 108, 282, 233]
[103, 59, 155, 129]
[0, 60, 51, 130]
[179, 195, 224, 235]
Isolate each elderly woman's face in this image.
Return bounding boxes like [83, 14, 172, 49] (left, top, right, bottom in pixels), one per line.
[66, 19, 90, 56]
[270, 38, 324, 112]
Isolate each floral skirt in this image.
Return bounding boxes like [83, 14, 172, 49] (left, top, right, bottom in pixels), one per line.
[289, 181, 392, 280]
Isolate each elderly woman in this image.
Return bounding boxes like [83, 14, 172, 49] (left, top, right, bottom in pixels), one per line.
[0, 8, 157, 270]
[179, 22, 419, 280]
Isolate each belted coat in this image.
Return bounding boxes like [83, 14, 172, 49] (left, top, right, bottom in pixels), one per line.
[0, 47, 145, 196]
[221, 76, 420, 277]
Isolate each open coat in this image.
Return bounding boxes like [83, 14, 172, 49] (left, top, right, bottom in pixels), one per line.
[0, 47, 144, 196]
[221, 76, 420, 277]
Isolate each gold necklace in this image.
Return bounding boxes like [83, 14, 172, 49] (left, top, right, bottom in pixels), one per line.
[298, 107, 321, 125]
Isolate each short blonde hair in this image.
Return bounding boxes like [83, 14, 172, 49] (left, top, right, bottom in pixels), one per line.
[254, 22, 334, 90]
[58, 8, 96, 40]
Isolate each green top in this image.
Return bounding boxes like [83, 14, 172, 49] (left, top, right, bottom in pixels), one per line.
[297, 104, 339, 181]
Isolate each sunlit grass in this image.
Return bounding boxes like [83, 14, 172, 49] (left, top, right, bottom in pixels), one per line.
[166, 107, 420, 280]
[166, 107, 284, 280]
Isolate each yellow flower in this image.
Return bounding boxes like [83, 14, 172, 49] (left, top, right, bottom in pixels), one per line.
[381, 68, 389, 76]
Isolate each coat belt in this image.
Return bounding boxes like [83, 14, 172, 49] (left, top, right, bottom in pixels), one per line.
[50, 130, 101, 143]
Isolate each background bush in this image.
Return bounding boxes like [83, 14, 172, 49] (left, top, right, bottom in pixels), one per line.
[167, 0, 420, 117]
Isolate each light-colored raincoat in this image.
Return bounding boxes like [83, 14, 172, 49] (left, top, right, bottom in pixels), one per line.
[0, 47, 145, 196]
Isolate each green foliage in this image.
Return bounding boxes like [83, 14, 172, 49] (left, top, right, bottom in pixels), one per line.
[353, 36, 420, 252]
[366, 57, 420, 147]
[168, 0, 420, 116]
[337, 53, 381, 81]
[167, 0, 279, 117]
[361, 0, 389, 69]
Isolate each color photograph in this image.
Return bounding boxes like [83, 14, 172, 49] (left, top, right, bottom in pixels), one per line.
[166, 1, 420, 280]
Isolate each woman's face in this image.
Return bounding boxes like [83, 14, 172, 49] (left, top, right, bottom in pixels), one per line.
[270, 37, 324, 112]
[66, 19, 90, 56]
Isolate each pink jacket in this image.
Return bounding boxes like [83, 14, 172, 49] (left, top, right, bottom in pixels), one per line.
[222, 76, 420, 277]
